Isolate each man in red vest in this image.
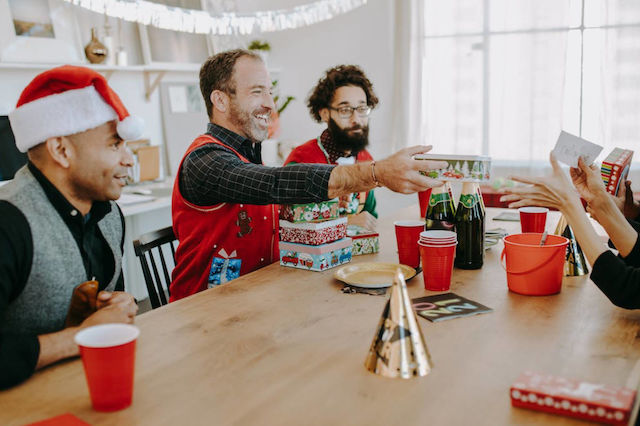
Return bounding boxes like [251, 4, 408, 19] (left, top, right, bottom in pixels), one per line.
[170, 49, 447, 301]
[285, 65, 379, 231]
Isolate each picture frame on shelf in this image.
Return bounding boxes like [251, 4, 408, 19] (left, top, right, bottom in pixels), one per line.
[0, 0, 82, 63]
[159, 81, 208, 177]
[137, 0, 213, 69]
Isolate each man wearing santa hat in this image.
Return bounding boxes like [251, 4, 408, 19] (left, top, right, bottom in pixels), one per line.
[0, 65, 142, 389]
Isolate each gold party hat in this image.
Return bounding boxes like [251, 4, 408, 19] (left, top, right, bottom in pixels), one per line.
[554, 215, 589, 276]
[364, 270, 432, 378]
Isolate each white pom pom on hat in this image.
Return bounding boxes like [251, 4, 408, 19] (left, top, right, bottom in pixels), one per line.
[117, 115, 145, 142]
[8, 65, 144, 152]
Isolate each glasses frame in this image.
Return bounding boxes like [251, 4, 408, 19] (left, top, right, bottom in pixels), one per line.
[328, 105, 372, 119]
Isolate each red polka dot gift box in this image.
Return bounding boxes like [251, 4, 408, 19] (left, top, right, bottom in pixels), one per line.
[510, 371, 636, 425]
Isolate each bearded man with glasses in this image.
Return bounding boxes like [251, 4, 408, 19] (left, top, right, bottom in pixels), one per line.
[285, 65, 379, 231]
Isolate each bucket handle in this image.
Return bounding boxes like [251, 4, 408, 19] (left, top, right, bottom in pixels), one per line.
[500, 247, 565, 275]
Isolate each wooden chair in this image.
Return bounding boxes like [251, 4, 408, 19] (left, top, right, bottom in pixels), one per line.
[133, 226, 177, 309]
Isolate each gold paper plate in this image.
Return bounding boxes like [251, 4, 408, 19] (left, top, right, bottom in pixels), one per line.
[334, 263, 417, 288]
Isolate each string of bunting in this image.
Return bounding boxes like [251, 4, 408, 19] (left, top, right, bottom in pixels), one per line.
[62, 0, 368, 35]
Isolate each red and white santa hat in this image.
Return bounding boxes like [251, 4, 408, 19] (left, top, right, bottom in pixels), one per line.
[9, 65, 143, 152]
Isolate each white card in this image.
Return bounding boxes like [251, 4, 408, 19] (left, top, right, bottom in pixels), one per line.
[551, 131, 603, 168]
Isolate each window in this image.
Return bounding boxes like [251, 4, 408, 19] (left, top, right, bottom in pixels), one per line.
[421, 0, 640, 165]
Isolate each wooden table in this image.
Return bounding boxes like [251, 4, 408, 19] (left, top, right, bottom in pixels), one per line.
[3, 206, 640, 425]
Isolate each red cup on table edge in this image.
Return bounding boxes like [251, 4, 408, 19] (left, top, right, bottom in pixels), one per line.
[75, 324, 140, 412]
[394, 220, 425, 268]
[419, 242, 457, 291]
[519, 207, 549, 233]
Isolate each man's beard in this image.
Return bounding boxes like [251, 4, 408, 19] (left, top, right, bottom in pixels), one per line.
[328, 117, 369, 155]
[229, 99, 270, 142]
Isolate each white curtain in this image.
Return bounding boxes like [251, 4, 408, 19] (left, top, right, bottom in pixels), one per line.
[410, 0, 640, 180]
[390, 0, 425, 153]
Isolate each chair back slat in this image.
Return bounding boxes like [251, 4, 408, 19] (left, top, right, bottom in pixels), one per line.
[148, 251, 168, 306]
[138, 254, 161, 309]
[132, 226, 177, 309]
[158, 248, 171, 291]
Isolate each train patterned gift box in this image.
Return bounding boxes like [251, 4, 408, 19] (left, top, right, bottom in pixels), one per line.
[280, 199, 339, 223]
[279, 217, 347, 245]
[279, 238, 352, 272]
[347, 225, 379, 256]
[510, 371, 636, 425]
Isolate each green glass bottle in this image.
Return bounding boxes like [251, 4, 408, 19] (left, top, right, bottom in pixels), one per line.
[425, 184, 456, 232]
[454, 182, 485, 269]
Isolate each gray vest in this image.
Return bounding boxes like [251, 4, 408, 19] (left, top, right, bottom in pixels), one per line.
[0, 166, 122, 335]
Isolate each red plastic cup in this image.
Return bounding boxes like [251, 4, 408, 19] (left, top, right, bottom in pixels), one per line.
[519, 207, 549, 233]
[419, 242, 456, 291]
[75, 324, 140, 412]
[418, 188, 433, 218]
[394, 220, 425, 268]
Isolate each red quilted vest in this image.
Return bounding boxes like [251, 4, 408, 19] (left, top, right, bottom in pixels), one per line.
[170, 135, 279, 301]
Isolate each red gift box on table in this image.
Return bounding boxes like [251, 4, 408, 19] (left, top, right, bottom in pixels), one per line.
[279, 217, 347, 245]
[510, 371, 636, 425]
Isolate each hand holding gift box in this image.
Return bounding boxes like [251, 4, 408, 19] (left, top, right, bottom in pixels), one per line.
[414, 154, 491, 182]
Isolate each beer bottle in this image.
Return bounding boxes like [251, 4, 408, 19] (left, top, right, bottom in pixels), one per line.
[454, 182, 485, 269]
[425, 184, 456, 232]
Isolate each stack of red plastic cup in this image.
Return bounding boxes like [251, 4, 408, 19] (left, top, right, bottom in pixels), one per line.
[418, 230, 457, 291]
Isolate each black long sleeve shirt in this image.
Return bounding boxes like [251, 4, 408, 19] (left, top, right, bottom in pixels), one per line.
[0, 162, 124, 389]
[179, 123, 336, 206]
[590, 220, 640, 309]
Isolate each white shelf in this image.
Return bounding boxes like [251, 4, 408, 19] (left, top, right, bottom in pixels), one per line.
[0, 61, 201, 100]
[0, 62, 200, 72]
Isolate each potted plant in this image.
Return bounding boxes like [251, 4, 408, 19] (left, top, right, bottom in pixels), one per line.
[268, 80, 295, 139]
[248, 40, 271, 63]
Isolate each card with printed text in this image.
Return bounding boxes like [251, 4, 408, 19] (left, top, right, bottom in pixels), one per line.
[412, 293, 493, 322]
[552, 131, 603, 168]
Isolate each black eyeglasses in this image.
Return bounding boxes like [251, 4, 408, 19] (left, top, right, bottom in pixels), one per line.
[329, 105, 372, 119]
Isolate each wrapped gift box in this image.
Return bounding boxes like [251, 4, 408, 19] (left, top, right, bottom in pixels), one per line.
[601, 148, 633, 196]
[279, 217, 347, 245]
[415, 154, 491, 182]
[347, 225, 379, 255]
[280, 238, 352, 271]
[280, 199, 339, 223]
[510, 371, 636, 425]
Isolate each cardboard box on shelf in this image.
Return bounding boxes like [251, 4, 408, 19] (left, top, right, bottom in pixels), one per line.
[127, 140, 160, 182]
